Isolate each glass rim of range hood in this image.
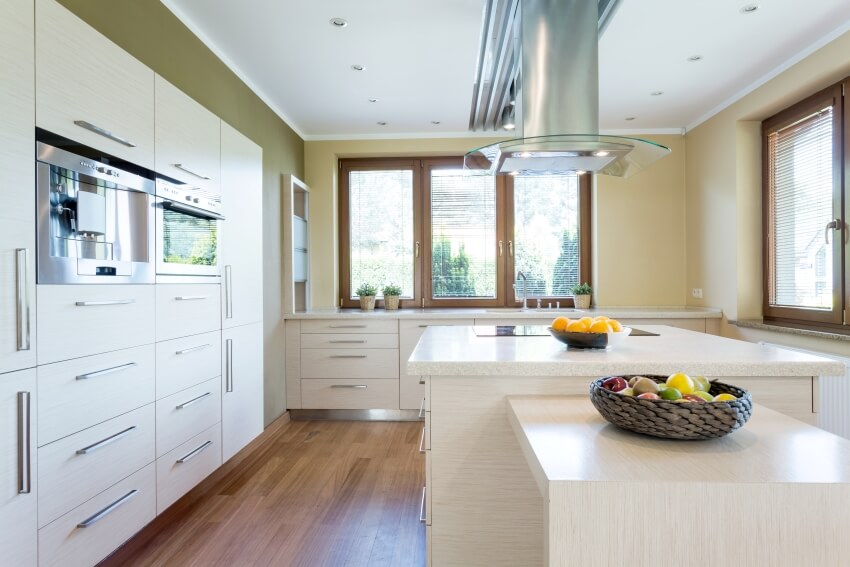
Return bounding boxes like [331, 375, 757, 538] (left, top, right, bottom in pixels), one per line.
[464, 134, 672, 178]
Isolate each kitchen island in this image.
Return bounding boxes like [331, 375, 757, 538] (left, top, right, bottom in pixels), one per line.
[408, 325, 845, 567]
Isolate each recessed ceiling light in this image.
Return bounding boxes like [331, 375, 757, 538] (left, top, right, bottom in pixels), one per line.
[508, 171, 519, 176]
[687, 55, 703, 62]
[351, 64, 365, 71]
[650, 91, 664, 96]
[741, 4, 759, 13]
[593, 151, 610, 157]
[377, 121, 387, 126]
[625, 117, 637, 121]
[330, 17, 348, 28]
[519, 152, 532, 158]
[431, 120, 441, 125]
[368, 98, 379, 103]
[576, 170, 587, 175]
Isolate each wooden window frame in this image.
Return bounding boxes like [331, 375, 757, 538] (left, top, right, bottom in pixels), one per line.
[762, 81, 846, 329]
[338, 156, 592, 308]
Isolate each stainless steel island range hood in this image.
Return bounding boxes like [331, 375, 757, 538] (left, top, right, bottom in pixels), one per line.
[465, 0, 670, 178]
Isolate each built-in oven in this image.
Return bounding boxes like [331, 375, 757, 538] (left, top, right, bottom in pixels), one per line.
[36, 140, 156, 284]
[155, 179, 224, 279]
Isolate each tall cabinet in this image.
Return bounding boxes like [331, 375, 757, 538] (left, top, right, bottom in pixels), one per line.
[282, 174, 310, 313]
[0, 0, 37, 564]
[220, 122, 264, 462]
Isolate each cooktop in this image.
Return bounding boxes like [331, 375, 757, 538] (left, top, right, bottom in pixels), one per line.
[472, 325, 660, 337]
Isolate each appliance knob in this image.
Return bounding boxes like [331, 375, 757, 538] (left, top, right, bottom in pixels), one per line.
[193, 198, 200, 203]
[185, 196, 192, 201]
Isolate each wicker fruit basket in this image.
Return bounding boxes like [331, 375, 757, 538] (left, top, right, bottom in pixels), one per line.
[589, 375, 753, 440]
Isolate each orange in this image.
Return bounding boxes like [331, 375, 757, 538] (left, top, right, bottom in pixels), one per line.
[567, 319, 588, 333]
[593, 315, 610, 322]
[589, 320, 612, 334]
[609, 319, 623, 332]
[551, 316, 569, 332]
[579, 316, 594, 327]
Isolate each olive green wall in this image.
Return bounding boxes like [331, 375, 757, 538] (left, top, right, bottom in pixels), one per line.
[57, 0, 305, 426]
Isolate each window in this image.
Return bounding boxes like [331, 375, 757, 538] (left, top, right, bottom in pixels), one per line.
[763, 80, 846, 327]
[339, 157, 591, 308]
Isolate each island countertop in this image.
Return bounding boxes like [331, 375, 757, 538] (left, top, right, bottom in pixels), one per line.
[408, 324, 844, 377]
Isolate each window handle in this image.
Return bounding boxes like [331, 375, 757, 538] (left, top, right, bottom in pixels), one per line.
[498, 240, 504, 257]
[508, 240, 514, 257]
[415, 241, 420, 258]
[825, 219, 843, 244]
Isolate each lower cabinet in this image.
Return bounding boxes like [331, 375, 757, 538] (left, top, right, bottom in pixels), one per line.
[222, 323, 263, 462]
[156, 422, 221, 514]
[0, 369, 37, 567]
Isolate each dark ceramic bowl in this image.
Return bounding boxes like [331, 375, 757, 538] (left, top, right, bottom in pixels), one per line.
[548, 327, 632, 349]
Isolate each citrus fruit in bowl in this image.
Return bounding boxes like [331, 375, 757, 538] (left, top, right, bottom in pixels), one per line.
[548, 315, 631, 349]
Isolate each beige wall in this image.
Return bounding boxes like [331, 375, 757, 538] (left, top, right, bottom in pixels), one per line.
[685, 29, 850, 353]
[305, 134, 687, 309]
[58, 0, 305, 425]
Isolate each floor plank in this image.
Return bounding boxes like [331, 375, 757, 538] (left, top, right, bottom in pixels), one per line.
[102, 420, 425, 567]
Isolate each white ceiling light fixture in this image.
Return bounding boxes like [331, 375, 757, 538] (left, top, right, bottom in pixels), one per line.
[351, 64, 365, 71]
[329, 17, 348, 28]
[465, 0, 670, 178]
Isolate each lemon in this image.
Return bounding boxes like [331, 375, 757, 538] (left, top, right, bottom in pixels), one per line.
[593, 315, 610, 322]
[609, 319, 623, 332]
[713, 393, 737, 402]
[551, 316, 569, 332]
[666, 372, 695, 395]
[579, 316, 594, 327]
[567, 319, 588, 333]
[589, 320, 612, 334]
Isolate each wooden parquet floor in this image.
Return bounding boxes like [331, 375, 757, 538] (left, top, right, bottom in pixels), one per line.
[103, 419, 426, 567]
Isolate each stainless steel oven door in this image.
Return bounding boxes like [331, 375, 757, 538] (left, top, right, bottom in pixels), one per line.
[155, 197, 223, 277]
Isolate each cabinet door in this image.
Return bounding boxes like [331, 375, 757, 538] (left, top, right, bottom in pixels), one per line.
[220, 122, 263, 329]
[154, 75, 221, 193]
[0, 0, 36, 375]
[399, 320, 471, 409]
[36, 0, 155, 168]
[0, 368, 37, 567]
[222, 323, 263, 461]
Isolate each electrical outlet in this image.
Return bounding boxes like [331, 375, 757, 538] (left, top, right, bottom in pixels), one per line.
[691, 288, 703, 299]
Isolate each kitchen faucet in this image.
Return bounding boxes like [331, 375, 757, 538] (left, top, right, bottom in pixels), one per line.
[517, 271, 528, 311]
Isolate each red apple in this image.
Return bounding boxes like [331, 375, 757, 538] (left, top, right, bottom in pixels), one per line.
[682, 394, 707, 403]
[636, 392, 660, 400]
[602, 377, 628, 392]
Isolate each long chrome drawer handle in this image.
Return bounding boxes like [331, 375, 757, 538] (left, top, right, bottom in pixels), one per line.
[73, 120, 137, 148]
[330, 355, 367, 359]
[418, 397, 426, 419]
[176, 392, 211, 410]
[419, 487, 427, 524]
[330, 385, 367, 389]
[174, 295, 209, 301]
[76, 362, 138, 381]
[419, 427, 427, 454]
[17, 392, 31, 494]
[176, 344, 211, 355]
[172, 163, 211, 180]
[224, 265, 233, 319]
[177, 440, 213, 463]
[15, 249, 30, 351]
[328, 325, 366, 329]
[75, 299, 136, 307]
[329, 340, 366, 344]
[225, 339, 233, 393]
[76, 426, 136, 455]
[77, 490, 138, 528]
[76, 362, 137, 381]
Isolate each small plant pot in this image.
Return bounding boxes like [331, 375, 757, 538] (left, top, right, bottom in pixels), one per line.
[384, 295, 400, 310]
[573, 294, 591, 309]
[359, 296, 376, 311]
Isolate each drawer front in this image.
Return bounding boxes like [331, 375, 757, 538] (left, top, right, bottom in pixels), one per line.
[156, 421, 221, 514]
[301, 379, 400, 410]
[300, 333, 398, 349]
[300, 319, 398, 334]
[155, 284, 221, 341]
[301, 349, 399, 379]
[618, 318, 706, 333]
[38, 404, 155, 528]
[38, 345, 156, 446]
[38, 463, 156, 567]
[37, 285, 155, 364]
[156, 331, 222, 399]
[401, 374, 428, 411]
[156, 377, 221, 458]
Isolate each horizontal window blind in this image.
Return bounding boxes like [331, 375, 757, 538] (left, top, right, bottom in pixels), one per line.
[767, 106, 834, 309]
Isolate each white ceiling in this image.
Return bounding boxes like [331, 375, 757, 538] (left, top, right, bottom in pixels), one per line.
[163, 0, 850, 140]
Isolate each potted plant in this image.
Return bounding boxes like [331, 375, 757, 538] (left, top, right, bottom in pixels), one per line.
[355, 282, 378, 311]
[571, 282, 592, 309]
[382, 283, 402, 310]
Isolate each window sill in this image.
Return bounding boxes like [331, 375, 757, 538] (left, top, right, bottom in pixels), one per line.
[732, 319, 850, 342]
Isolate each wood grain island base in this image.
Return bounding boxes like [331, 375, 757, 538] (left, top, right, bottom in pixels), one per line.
[508, 397, 850, 567]
[409, 325, 846, 567]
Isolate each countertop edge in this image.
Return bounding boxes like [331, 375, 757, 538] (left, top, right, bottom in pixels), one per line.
[284, 307, 723, 321]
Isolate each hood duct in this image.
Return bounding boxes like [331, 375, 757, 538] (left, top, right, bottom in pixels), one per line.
[465, 0, 671, 178]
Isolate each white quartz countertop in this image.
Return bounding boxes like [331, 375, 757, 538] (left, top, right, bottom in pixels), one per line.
[508, 396, 850, 486]
[283, 306, 721, 320]
[407, 325, 844, 377]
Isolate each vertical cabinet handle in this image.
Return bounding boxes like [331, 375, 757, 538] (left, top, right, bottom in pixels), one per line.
[419, 427, 427, 454]
[226, 339, 234, 392]
[225, 265, 233, 319]
[15, 249, 30, 351]
[17, 392, 31, 494]
[418, 397, 426, 419]
[419, 487, 427, 523]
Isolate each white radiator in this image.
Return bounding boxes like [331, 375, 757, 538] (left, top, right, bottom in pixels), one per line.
[760, 342, 850, 439]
